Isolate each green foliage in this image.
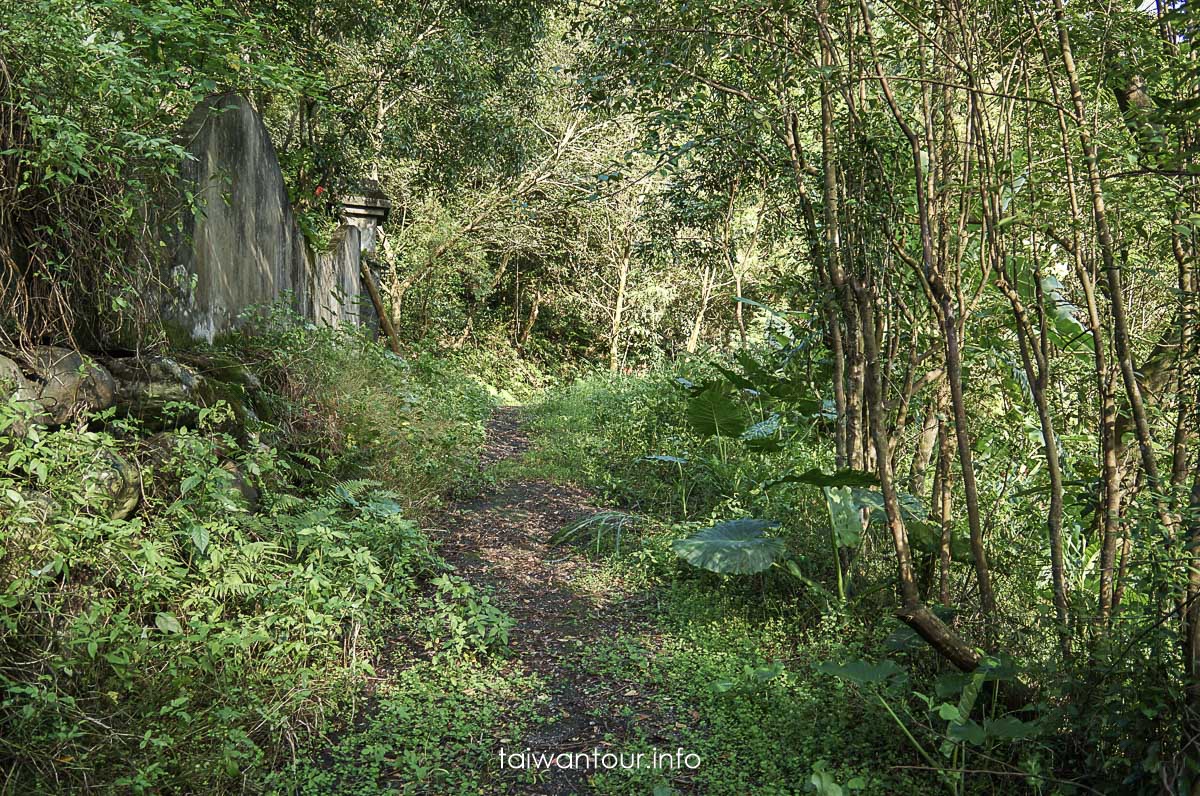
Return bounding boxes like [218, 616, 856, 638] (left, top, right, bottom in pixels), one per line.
[672, 518, 786, 575]
[580, 600, 922, 794]
[685, 383, 749, 438]
[5, 0, 1197, 788]
[273, 660, 543, 795]
[0, 402, 418, 790]
[0, 313, 496, 792]
[233, 306, 493, 507]
[420, 574, 515, 661]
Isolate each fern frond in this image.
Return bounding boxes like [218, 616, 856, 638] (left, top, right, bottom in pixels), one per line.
[332, 479, 379, 498]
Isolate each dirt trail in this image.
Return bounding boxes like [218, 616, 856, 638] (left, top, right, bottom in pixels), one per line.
[432, 407, 683, 795]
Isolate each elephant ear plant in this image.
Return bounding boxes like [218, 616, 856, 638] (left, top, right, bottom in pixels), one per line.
[671, 518, 786, 575]
[670, 516, 835, 607]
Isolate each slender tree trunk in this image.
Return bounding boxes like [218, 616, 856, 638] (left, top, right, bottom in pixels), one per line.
[360, 261, 401, 355]
[518, 289, 540, 348]
[936, 400, 954, 607]
[1032, 12, 1126, 626]
[686, 265, 715, 354]
[939, 309, 998, 632]
[733, 270, 746, 345]
[855, 282, 982, 673]
[909, 404, 940, 496]
[1186, 463, 1200, 721]
[609, 246, 630, 372]
[1052, 0, 1156, 478]
[860, 0, 996, 635]
[997, 275, 1071, 657]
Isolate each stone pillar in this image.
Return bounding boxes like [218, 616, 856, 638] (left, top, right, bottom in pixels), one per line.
[340, 182, 392, 255]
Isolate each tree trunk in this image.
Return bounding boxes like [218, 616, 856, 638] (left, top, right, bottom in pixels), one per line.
[360, 261, 401, 356]
[936, 404, 954, 608]
[609, 248, 630, 372]
[518, 289, 540, 348]
[854, 282, 984, 673]
[686, 265, 715, 354]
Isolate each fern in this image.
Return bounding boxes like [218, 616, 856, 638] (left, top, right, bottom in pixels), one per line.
[331, 478, 380, 501]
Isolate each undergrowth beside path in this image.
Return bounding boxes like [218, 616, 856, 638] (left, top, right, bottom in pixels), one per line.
[290, 393, 935, 795]
[288, 407, 691, 795]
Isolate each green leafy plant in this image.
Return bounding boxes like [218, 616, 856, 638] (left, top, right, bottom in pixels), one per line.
[672, 518, 787, 575]
[421, 574, 515, 660]
[819, 655, 1043, 796]
[549, 510, 640, 556]
[685, 383, 748, 439]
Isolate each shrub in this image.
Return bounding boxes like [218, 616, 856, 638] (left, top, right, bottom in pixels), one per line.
[231, 306, 493, 511]
[0, 313, 494, 792]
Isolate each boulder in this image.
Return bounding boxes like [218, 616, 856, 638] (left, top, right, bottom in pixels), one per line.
[106, 356, 205, 429]
[106, 354, 265, 441]
[81, 450, 140, 520]
[138, 432, 259, 512]
[28, 347, 116, 424]
[221, 459, 260, 513]
[0, 353, 50, 429]
[0, 354, 24, 397]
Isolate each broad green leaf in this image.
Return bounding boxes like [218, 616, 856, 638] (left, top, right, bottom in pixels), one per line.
[907, 519, 943, 553]
[713, 363, 758, 392]
[672, 518, 785, 574]
[957, 668, 986, 720]
[947, 718, 986, 745]
[742, 413, 782, 451]
[747, 661, 784, 682]
[818, 658, 905, 685]
[685, 384, 748, 438]
[809, 771, 843, 796]
[155, 612, 183, 634]
[984, 716, 1041, 740]
[825, 486, 864, 548]
[180, 473, 203, 495]
[190, 523, 209, 554]
[740, 413, 780, 440]
[766, 468, 879, 490]
[853, 487, 928, 522]
[884, 623, 924, 652]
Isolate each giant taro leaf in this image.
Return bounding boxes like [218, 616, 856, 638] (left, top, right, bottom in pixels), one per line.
[907, 519, 973, 560]
[817, 658, 906, 685]
[741, 413, 782, 452]
[1040, 276, 1094, 354]
[672, 518, 786, 574]
[686, 384, 748, 438]
[713, 363, 758, 393]
[824, 486, 865, 548]
[847, 486, 928, 524]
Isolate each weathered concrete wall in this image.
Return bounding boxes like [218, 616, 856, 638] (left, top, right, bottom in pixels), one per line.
[313, 224, 372, 326]
[166, 93, 377, 341]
